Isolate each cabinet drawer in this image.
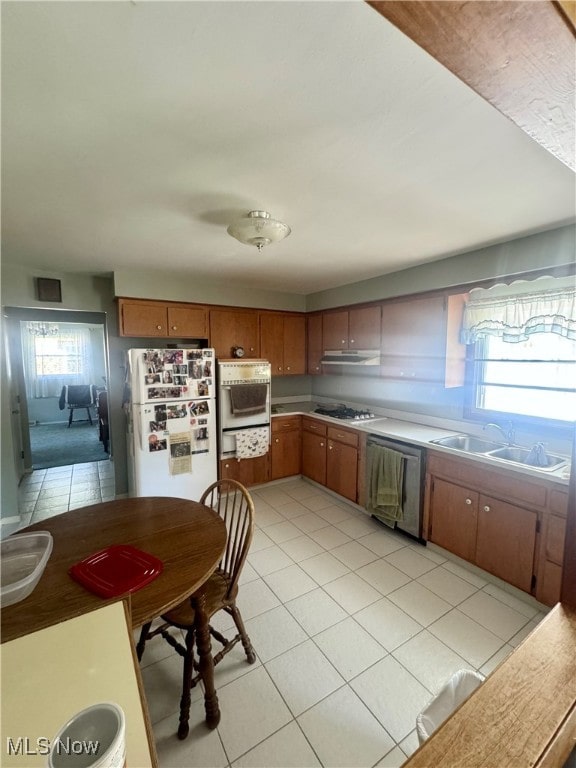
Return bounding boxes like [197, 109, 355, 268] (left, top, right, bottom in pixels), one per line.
[302, 417, 327, 436]
[272, 415, 301, 433]
[327, 425, 358, 448]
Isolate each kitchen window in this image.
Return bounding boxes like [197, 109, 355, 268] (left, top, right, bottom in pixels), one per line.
[22, 323, 95, 398]
[462, 276, 576, 429]
[466, 332, 576, 425]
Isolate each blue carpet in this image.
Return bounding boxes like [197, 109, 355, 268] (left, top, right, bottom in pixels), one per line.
[30, 421, 107, 469]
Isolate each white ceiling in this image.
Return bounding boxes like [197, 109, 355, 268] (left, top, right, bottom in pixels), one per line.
[2, 1, 575, 295]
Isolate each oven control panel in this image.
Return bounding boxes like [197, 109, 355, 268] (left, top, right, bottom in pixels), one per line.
[218, 360, 271, 384]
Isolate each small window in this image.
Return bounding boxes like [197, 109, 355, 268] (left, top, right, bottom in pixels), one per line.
[466, 332, 576, 426]
[33, 332, 85, 377]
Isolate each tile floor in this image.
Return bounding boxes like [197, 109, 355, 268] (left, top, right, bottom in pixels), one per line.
[138, 478, 548, 768]
[3, 460, 116, 537]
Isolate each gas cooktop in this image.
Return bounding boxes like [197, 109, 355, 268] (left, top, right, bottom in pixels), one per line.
[314, 405, 377, 421]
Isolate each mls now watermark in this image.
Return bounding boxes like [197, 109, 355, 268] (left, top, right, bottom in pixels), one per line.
[7, 736, 100, 757]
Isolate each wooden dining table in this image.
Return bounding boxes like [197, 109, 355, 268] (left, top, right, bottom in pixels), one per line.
[1, 496, 227, 728]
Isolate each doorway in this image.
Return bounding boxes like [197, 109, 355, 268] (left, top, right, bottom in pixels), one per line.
[3, 306, 114, 526]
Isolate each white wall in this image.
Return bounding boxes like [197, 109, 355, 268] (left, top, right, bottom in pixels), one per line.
[306, 224, 576, 311]
[113, 269, 306, 312]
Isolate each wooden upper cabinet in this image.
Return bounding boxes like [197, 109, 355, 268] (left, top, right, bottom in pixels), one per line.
[209, 309, 259, 359]
[380, 293, 467, 386]
[118, 298, 208, 338]
[349, 306, 382, 349]
[283, 315, 306, 374]
[307, 313, 323, 375]
[323, 310, 349, 349]
[259, 312, 283, 373]
[259, 312, 305, 375]
[118, 299, 168, 337]
[166, 305, 208, 338]
[322, 306, 381, 350]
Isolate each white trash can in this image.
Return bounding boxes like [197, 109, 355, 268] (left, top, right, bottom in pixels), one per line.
[416, 669, 485, 745]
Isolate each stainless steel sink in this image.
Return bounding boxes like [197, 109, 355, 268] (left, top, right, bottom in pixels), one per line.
[430, 434, 569, 472]
[430, 435, 503, 453]
[486, 446, 568, 471]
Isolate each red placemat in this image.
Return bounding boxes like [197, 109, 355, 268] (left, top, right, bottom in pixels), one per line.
[69, 544, 163, 598]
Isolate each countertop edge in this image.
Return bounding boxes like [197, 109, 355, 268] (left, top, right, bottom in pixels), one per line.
[271, 409, 570, 486]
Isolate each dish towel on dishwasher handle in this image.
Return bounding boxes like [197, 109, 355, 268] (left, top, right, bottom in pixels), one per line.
[235, 427, 270, 461]
[366, 444, 405, 528]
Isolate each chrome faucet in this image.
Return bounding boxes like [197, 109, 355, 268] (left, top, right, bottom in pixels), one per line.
[483, 420, 515, 445]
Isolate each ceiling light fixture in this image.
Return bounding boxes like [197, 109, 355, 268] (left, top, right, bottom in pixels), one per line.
[227, 210, 291, 252]
[27, 321, 59, 337]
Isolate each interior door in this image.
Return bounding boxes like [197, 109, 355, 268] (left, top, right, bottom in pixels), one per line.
[4, 307, 112, 474]
[3, 320, 26, 482]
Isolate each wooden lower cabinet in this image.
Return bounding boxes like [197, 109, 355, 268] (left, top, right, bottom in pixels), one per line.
[219, 455, 269, 487]
[428, 478, 478, 562]
[426, 451, 568, 605]
[271, 416, 301, 480]
[326, 426, 359, 503]
[301, 417, 360, 503]
[475, 496, 537, 593]
[302, 427, 327, 486]
[537, 491, 568, 605]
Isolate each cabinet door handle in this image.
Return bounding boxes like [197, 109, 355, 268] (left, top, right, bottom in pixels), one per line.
[320, 442, 325, 447]
[250, 347, 255, 352]
[328, 445, 333, 450]
[274, 438, 280, 443]
[171, 326, 177, 331]
[157, 325, 163, 330]
[341, 340, 346, 345]
[483, 505, 491, 512]
[350, 339, 355, 344]
[465, 498, 472, 505]
[278, 366, 282, 371]
[286, 366, 291, 371]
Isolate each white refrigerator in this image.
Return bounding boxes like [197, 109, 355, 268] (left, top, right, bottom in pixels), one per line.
[125, 347, 217, 499]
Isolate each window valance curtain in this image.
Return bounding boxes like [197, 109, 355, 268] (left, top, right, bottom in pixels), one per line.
[461, 285, 576, 344]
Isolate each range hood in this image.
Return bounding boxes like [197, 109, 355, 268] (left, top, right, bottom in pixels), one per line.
[320, 349, 381, 366]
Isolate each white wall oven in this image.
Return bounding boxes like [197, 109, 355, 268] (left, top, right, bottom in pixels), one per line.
[217, 360, 271, 461]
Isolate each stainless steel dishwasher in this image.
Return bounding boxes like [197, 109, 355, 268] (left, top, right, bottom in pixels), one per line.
[366, 434, 425, 541]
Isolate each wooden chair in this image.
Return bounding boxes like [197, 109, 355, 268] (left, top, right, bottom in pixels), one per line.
[58, 384, 97, 427]
[136, 479, 256, 739]
[96, 390, 109, 452]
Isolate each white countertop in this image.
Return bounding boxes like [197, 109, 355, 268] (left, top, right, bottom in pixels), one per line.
[1, 601, 155, 767]
[271, 401, 571, 486]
